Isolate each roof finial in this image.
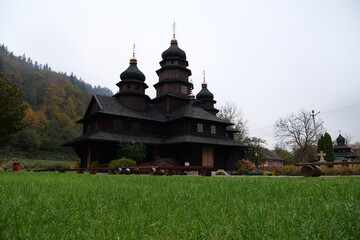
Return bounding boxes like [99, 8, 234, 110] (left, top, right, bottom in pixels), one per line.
[202, 70, 207, 87]
[133, 43, 136, 57]
[172, 21, 176, 38]
[171, 21, 178, 44]
[130, 43, 137, 64]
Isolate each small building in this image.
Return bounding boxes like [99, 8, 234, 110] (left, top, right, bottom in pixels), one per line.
[334, 134, 358, 167]
[64, 33, 248, 170]
[257, 148, 284, 171]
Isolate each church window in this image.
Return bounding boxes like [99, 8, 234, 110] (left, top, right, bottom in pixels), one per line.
[181, 85, 187, 94]
[114, 119, 122, 129]
[197, 123, 203, 133]
[171, 60, 174, 64]
[137, 84, 140, 89]
[132, 122, 140, 132]
[127, 83, 130, 88]
[211, 125, 216, 134]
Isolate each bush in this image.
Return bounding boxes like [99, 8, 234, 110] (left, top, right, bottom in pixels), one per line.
[323, 166, 360, 176]
[215, 171, 226, 175]
[244, 170, 264, 175]
[108, 159, 137, 168]
[70, 161, 80, 169]
[264, 171, 274, 176]
[117, 141, 146, 164]
[236, 159, 255, 174]
[273, 165, 302, 176]
[90, 161, 100, 168]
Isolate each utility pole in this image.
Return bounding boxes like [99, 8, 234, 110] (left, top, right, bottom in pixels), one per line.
[311, 110, 320, 143]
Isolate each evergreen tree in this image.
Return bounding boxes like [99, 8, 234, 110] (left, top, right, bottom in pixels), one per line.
[317, 132, 334, 162]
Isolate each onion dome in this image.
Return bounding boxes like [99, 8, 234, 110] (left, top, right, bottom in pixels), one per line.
[120, 56, 145, 82]
[336, 134, 346, 145]
[196, 80, 214, 100]
[161, 37, 186, 60]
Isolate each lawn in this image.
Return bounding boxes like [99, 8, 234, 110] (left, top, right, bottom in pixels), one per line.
[0, 173, 359, 239]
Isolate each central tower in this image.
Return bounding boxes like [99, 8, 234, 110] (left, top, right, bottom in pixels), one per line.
[152, 29, 193, 114]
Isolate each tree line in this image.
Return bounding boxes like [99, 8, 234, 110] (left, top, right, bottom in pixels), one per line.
[0, 44, 113, 157]
[217, 102, 346, 165]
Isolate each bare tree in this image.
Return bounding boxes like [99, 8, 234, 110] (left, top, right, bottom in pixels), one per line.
[274, 109, 323, 162]
[217, 102, 248, 142]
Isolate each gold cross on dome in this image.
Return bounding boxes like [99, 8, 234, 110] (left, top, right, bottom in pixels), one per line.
[132, 43, 136, 57]
[202, 70, 206, 82]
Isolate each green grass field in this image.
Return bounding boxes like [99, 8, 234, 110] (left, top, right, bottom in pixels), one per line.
[0, 173, 359, 239]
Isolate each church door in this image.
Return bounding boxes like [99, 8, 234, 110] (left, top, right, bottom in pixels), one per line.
[202, 146, 214, 167]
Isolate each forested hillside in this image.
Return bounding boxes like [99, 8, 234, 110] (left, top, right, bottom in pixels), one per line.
[0, 44, 113, 159]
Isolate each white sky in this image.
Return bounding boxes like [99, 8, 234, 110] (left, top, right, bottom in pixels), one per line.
[1, 0, 359, 147]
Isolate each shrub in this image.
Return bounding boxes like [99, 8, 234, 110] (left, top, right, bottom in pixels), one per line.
[90, 161, 100, 168]
[0, 167, 4, 172]
[108, 159, 137, 168]
[245, 170, 264, 175]
[236, 159, 255, 174]
[70, 161, 80, 169]
[273, 165, 302, 176]
[117, 141, 146, 164]
[215, 171, 226, 175]
[264, 171, 274, 176]
[323, 166, 360, 176]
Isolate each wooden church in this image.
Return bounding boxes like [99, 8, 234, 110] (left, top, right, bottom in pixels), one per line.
[64, 33, 247, 170]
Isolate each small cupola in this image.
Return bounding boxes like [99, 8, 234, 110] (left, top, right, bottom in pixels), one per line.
[196, 71, 214, 101]
[336, 134, 346, 145]
[195, 71, 218, 115]
[119, 55, 145, 83]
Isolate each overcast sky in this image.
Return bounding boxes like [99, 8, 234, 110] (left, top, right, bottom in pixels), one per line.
[1, 0, 359, 147]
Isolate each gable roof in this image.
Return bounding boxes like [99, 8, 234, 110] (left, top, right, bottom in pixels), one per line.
[79, 94, 232, 125]
[260, 148, 284, 161]
[63, 129, 247, 148]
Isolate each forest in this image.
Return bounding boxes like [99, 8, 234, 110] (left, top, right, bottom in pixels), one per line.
[0, 44, 113, 160]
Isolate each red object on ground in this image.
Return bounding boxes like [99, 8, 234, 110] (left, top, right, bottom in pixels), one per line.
[13, 162, 20, 172]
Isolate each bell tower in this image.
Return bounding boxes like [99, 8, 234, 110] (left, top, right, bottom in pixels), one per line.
[152, 24, 193, 114]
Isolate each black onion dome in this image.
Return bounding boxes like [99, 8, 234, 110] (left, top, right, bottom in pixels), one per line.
[336, 134, 346, 145]
[196, 82, 214, 100]
[161, 39, 186, 60]
[120, 58, 145, 82]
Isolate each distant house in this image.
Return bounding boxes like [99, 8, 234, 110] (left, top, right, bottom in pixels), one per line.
[257, 148, 284, 171]
[63, 33, 248, 170]
[334, 134, 358, 167]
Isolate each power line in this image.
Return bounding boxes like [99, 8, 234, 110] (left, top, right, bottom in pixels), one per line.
[249, 102, 360, 133]
[321, 102, 360, 115]
[250, 125, 274, 132]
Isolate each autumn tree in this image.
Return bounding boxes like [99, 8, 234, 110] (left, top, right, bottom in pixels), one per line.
[274, 109, 323, 162]
[0, 73, 29, 145]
